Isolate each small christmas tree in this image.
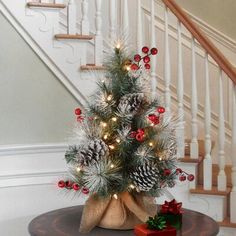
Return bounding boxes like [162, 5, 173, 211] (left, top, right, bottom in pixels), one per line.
[58, 43, 194, 233]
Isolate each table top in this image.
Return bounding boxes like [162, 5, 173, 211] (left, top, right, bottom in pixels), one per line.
[28, 205, 219, 236]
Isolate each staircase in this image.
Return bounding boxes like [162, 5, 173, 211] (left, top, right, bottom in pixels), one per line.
[0, 0, 236, 235]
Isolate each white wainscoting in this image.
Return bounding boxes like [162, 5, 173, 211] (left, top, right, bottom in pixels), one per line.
[0, 143, 87, 236]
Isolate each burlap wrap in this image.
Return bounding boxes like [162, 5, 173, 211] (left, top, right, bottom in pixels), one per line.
[79, 192, 157, 233]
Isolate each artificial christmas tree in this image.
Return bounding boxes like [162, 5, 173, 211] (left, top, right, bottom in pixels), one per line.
[58, 43, 193, 233]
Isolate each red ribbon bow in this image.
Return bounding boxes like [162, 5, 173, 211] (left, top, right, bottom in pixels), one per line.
[160, 199, 183, 215]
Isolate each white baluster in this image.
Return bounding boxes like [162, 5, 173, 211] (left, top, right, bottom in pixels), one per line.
[109, 0, 116, 41]
[164, 6, 171, 114]
[67, 0, 76, 35]
[150, 0, 156, 98]
[136, 0, 142, 53]
[217, 69, 226, 191]
[95, 0, 103, 66]
[176, 20, 185, 158]
[81, 0, 89, 35]
[122, 0, 129, 36]
[190, 37, 199, 159]
[230, 83, 236, 222]
[203, 53, 212, 190]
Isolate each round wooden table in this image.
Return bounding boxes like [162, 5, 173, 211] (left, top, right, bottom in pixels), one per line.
[28, 206, 219, 236]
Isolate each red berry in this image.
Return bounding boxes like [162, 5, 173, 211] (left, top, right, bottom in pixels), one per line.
[143, 56, 150, 63]
[142, 46, 149, 54]
[131, 63, 139, 71]
[77, 116, 84, 122]
[82, 187, 89, 194]
[179, 175, 186, 181]
[175, 168, 182, 174]
[65, 180, 73, 189]
[145, 63, 151, 70]
[164, 169, 171, 176]
[72, 183, 80, 191]
[75, 108, 82, 115]
[130, 131, 137, 138]
[134, 54, 141, 62]
[151, 47, 158, 55]
[187, 174, 195, 182]
[157, 106, 165, 114]
[136, 133, 144, 142]
[58, 180, 65, 188]
[137, 128, 145, 135]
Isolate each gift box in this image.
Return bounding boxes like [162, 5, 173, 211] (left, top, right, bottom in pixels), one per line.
[134, 224, 177, 236]
[159, 199, 182, 230]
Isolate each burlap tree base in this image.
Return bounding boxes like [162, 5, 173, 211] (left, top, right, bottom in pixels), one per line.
[79, 192, 157, 233]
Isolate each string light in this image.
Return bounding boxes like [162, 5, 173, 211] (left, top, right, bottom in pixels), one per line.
[76, 166, 81, 172]
[109, 145, 115, 150]
[103, 134, 109, 140]
[107, 94, 112, 101]
[116, 138, 121, 143]
[116, 43, 121, 49]
[101, 122, 107, 128]
[130, 184, 135, 189]
[125, 65, 131, 71]
[149, 142, 154, 147]
[110, 164, 115, 168]
[112, 117, 117, 122]
[159, 157, 162, 161]
[113, 194, 118, 199]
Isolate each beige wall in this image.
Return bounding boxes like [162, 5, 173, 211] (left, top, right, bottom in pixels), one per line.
[176, 0, 236, 40]
[0, 13, 80, 145]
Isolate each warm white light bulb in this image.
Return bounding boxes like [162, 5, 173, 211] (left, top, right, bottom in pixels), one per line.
[159, 157, 162, 161]
[113, 194, 118, 199]
[149, 142, 154, 147]
[103, 134, 108, 140]
[110, 164, 115, 168]
[109, 145, 115, 150]
[107, 94, 112, 101]
[76, 166, 81, 172]
[130, 184, 135, 189]
[116, 138, 121, 143]
[126, 65, 131, 71]
[101, 122, 107, 128]
[116, 43, 121, 49]
[112, 117, 117, 122]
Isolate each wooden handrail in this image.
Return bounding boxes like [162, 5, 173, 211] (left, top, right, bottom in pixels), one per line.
[162, 0, 236, 85]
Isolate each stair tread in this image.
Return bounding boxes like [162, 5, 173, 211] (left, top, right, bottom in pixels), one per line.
[190, 185, 231, 196]
[55, 34, 93, 40]
[27, 2, 66, 9]
[180, 156, 203, 164]
[218, 217, 236, 228]
[81, 64, 106, 70]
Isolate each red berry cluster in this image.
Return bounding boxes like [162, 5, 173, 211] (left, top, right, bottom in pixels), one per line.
[130, 128, 145, 142]
[175, 168, 195, 182]
[131, 46, 158, 71]
[58, 180, 89, 194]
[147, 106, 165, 125]
[75, 108, 84, 122]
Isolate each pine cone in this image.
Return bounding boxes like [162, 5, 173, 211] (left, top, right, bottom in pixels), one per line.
[76, 139, 109, 166]
[130, 163, 159, 191]
[118, 93, 144, 114]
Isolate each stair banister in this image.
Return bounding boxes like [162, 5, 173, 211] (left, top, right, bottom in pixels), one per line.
[150, 0, 157, 98]
[136, 0, 142, 53]
[122, 0, 129, 37]
[81, 0, 89, 35]
[190, 37, 199, 159]
[95, 0, 103, 66]
[176, 20, 185, 158]
[161, 0, 236, 84]
[231, 84, 236, 223]
[217, 69, 227, 191]
[203, 52, 212, 190]
[67, 0, 76, 35]
[164, 5, 171, 114]
[109, 0, 116, 41]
